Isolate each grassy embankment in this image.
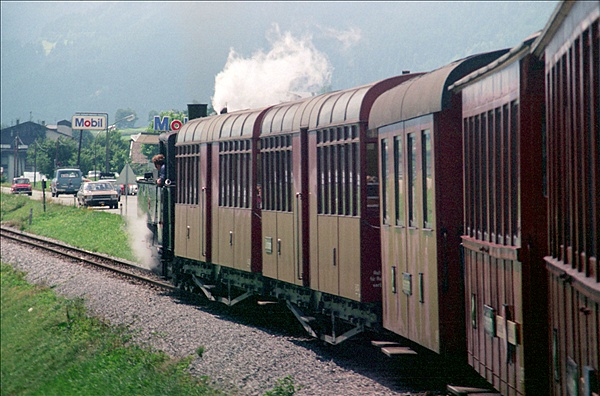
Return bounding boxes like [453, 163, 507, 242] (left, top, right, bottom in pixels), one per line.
[1, 262, 222, 395]
[0, 193, 299, 396]
[0, 193, 223, 395]
[1, 192, 136, 262]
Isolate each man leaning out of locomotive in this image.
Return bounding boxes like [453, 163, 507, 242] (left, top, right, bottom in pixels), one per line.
[152, 154, 166, 186]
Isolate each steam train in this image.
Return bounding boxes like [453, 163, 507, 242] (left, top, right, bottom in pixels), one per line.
[138, 1, 598, 394]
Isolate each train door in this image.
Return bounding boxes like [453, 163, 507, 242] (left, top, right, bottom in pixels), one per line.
[215, 139, 253, 272]
[199, 143, 211, 262]
[232, 140, 252, 272]
[261, 133, 304, 285]
[380, 117, 440, 352]
[380, 127, 406, 336]
[310, 126, 363, 301]
[313, 128, 340, 295]
[380, 123, 411, 338]
[174, 144, 202, 261]
[216, 141, 235, 268]
[405, 117, 439, 352]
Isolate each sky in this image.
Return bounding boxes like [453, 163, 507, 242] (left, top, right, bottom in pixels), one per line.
[1, 1, 559, 127]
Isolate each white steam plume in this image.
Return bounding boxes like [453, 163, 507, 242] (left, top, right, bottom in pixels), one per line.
[212, 24, 333, 113]
[124, 199, 161, 272]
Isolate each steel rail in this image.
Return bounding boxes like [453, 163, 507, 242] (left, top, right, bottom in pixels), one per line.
[0, 226, 176, 292]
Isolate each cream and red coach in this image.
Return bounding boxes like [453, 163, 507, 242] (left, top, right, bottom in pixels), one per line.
[369, 49, 508, 359]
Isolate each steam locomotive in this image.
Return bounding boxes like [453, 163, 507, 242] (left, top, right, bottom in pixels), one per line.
[138, 1, 598, 394]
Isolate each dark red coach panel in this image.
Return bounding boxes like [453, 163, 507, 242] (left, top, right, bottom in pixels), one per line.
[532, 1, 600, 395]
[452, 33, 548, 395]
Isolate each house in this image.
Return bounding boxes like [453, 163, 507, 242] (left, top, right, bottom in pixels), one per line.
[0, 119, 72, 181]
[129, 133, 159, 165]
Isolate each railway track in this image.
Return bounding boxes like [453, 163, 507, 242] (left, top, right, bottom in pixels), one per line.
[0, 225, 175, 292]
[1, 225, 499, 395]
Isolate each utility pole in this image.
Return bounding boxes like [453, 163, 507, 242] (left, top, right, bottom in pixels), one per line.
[13, 136, 18, 179]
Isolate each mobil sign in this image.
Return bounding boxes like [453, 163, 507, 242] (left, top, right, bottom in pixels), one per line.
[72, 115, 107, 130]
[153, 116, 189, 131]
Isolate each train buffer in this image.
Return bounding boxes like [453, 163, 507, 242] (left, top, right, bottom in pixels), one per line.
[371, 340, 417, 356]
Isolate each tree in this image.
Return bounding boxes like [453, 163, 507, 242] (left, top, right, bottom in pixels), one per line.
[26, 128, 132, 178]
[27, 136, 77, 177]
[114, 108, 137, 129]
[147, 110, 159, 122]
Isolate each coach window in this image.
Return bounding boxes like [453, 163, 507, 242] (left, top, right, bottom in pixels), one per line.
[284, 136, 294, 212]
[260, 135, 292, 212]
[394, 136, 405, 226]
[487, 110, 494, 242]
[351, 140, 358, 216]
[481, 113, 488, 240]
[422, 130, 432, 229]
[333, 139, 340, 214]
[366, 141, 379, 219]
[502, 104, 510, 245]
[510, 101, 519, 246]
[494, 108, 502, 244]
[196, 144, 201, 205]
[381, 138, 389, 225]
[341, 140, 348, 215]
[407, 133, 417, 227]
[474, 115, 481, 238]
[316, 126, 360, 217]
[175, 147, 181, 203]
[183, 146, 188, 204]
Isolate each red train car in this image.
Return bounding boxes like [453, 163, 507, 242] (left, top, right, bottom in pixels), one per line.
[450, 34, 549, 395]
[368, 50, 507, 357]
[531, 1, 600, 395]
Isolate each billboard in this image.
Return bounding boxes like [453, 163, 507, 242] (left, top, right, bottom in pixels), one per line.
[153, 116, 188, 131]
[72, 115, 107, 130]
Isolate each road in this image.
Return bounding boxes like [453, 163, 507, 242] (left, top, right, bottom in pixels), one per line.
[2, 187, 139, 219]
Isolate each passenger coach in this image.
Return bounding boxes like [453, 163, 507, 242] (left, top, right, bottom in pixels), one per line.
[368, 49, 508, 358]
[532, 1, 599, 395]
[175, 107, 270, 304]
[258, 74, 418, 342]
[450, 33, 548, 395]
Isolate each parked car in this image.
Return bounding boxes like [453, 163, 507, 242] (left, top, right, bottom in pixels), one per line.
[87, 170, 101, 180]
[126, 184, 138, 195]
[76, 181, 119, 209]
[51, 168, 82, 197]
[10, 177, 32, 196]
[102, 179, 121, 201]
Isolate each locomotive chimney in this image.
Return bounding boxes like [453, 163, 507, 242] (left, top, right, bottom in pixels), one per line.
[188, 103, 208, 120]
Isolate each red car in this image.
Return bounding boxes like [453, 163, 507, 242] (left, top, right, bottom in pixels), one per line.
[11, 177, 32, 196]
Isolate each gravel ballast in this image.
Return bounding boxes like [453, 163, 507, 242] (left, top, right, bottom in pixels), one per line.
[1, 238, 427, 396]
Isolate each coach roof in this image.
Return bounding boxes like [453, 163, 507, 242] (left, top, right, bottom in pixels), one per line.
[369, 49, 509, 130]
[177, 107, 271, 144]
[261, 74, 419, 136]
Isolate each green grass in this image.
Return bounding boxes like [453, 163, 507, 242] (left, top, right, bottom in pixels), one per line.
[1, 192, 300, 395]
[1, 262, 222, 396]
[1, 193, 136, 262]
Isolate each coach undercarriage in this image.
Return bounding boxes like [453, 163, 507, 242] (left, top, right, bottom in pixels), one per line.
[172, 257, 381, 344]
